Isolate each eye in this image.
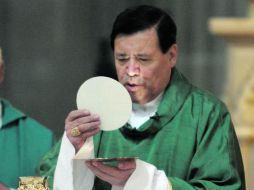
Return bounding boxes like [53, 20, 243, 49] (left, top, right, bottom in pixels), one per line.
[138, 57, 151, 65]
[116, 57, 129, 65]
[118, 58, 128, 61]
[139, 58, 148, 62]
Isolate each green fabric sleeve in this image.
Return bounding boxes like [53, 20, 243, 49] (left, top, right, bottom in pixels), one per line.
[38, 140, 62, 190]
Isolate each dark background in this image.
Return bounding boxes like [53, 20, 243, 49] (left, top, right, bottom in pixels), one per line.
[0, 0, 248, 138]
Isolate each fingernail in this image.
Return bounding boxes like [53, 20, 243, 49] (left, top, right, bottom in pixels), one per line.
[93, 114, 99, 119]
[118, 163, 124, 168]
[83, 110, 90, 114]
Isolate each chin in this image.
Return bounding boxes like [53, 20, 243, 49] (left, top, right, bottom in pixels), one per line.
[131, 97, 147, 105]
[130, 92, 148, 105]
[130, 96, 140, 104]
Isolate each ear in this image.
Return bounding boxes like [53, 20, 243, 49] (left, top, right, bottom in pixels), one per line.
[0, 63, 5, 83]
[167, 44, 177, 68]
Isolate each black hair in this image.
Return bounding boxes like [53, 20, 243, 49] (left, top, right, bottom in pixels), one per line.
[110, 5, 177, 53]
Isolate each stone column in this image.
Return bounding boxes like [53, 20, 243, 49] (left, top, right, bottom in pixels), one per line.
[209, 1, 254, 189]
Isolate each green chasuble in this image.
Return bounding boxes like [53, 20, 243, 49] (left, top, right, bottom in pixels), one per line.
[39, 68, 245, 190]
[0, 99, 54, 188]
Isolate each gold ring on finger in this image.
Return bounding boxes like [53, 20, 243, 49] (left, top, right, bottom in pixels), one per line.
[71, 127, 81, 137]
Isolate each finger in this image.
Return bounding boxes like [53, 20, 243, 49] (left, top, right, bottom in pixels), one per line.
[66, 114, 100, 132]
[86, 161, 117, 180]
[66, 123, 99, 141]
[66, 122, 100, 148]
[86, 161, 135, 185]
[92, 161, 134, 177]
[66, 110, 90, 123]
[117, 160, 136, 170]
[81, 127, 100, 139]
[66, 119, 100, 139]
[78, 120, 101, 133]
[72, 114, 100, 127]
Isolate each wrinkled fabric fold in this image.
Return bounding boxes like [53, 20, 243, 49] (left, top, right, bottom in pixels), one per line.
[54, 133, 171, 190]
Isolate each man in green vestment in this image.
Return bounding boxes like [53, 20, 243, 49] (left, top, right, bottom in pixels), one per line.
[0, 48, 55, 190]
[40, 5, 245, 190]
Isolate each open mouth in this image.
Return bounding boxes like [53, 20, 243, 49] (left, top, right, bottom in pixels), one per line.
[125, 83, 140, 92]
[128, 83, 137, 87]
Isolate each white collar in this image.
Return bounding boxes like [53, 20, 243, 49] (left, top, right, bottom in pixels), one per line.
[132, 92, 163, 116]
[128, 92, 164, 129]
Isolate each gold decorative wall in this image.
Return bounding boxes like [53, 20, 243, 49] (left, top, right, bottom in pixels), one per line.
[209, 0, 254, 189]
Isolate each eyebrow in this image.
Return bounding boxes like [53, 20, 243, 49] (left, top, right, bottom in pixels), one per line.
[136, 54, 150, 57]
[115, 53, 151, 57]
[115, 53, 128, 56]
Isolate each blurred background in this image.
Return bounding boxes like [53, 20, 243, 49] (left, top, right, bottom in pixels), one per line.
[0, 0, 254, 189]
[0, 0, 248, 137]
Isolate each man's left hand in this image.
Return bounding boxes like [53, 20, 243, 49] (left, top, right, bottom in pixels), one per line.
[85, 159, 136, 186]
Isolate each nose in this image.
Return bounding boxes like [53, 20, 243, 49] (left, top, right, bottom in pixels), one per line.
[126, 59, 140, 77]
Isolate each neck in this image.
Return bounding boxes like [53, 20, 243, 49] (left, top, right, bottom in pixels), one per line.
[128, 92, 164, 129]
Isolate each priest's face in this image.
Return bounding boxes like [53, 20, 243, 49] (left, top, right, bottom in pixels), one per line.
[114, 28, 177, 105]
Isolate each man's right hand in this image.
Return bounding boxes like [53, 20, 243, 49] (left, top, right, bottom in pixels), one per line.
[65, 109, 101, 152]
